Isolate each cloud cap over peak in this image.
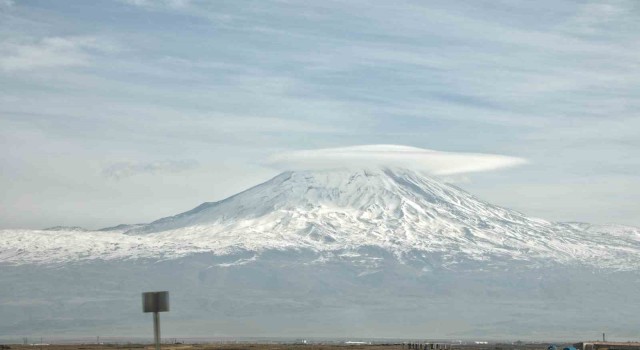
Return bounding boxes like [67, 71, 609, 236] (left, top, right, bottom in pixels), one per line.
[266, 145, 527, 175]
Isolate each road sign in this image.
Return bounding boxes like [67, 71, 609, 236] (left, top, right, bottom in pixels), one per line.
[143, 291, 169, 313]
[142, 291, 169, 350]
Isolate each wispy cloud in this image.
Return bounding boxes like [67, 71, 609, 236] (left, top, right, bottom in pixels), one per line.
[120, 0, 191, 10]
[266, 145, 527, 175]
[0, 36, 118, 72]
[102, 160, 199, 180]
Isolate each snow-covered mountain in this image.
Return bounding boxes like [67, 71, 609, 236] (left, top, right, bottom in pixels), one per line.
[2, 167, 640, 339]
[1, 167, 639, 269]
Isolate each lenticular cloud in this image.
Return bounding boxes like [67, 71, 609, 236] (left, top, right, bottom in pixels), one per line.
[265, 144, 527, 175]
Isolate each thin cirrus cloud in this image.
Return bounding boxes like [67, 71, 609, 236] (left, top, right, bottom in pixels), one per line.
[119, 0, 191, 9]
[0, 36, 117, 72]
[265, 145, 527, 175]
[102, 160, 199, 180]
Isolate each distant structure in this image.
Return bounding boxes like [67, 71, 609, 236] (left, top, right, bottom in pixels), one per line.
[574, 342, 640, 350]
[404, 343, 451, 350]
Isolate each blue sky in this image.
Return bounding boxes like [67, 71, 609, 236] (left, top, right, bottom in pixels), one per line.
[1, 0, 639, 229]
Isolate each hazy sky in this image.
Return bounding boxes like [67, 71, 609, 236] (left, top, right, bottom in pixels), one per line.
[1, 0, 639, 229]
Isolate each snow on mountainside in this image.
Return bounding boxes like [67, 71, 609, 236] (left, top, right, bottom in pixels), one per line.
[43, 226, 89, 232]
[1, 167, 639, 269]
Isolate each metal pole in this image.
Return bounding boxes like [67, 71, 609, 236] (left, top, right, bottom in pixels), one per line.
[153, 312, 160, 350]
[153, 311, 161, 350]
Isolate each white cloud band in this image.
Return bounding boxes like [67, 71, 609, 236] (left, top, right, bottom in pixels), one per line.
[265, 145, 527, 175]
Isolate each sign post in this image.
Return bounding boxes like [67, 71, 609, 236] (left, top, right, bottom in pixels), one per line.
[142, 291, 169, 350]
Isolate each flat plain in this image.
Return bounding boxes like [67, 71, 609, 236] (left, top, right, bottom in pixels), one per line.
[1, 343, 554, 350]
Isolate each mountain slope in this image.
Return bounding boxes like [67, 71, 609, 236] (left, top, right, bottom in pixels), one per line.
[1, 167, 639, 269]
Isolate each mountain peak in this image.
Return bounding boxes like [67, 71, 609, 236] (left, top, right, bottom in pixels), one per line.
[130, 167, 461, 234]
[2, 165, 640, 269]
[110, 166, 639, 269]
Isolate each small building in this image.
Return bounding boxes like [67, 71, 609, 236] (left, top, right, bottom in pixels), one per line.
[574, 342, 640, 350]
